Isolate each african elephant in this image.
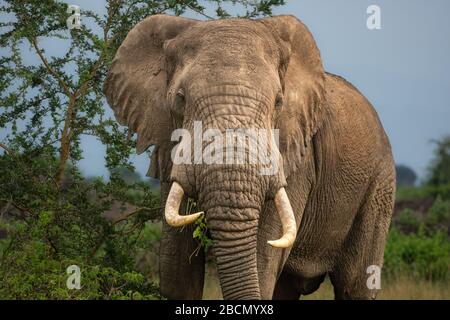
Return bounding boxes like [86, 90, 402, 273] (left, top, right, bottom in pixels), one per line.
[104, 14, 396, 300]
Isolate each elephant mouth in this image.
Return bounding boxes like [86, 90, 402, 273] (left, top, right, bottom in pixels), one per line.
[164, 180, 297, 248]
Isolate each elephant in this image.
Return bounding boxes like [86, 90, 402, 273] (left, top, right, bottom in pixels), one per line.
[104, 14, 396, 300]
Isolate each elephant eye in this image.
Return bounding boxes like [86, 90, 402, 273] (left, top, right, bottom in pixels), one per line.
[175, 88, 186, 107]
[176, 88, 185, 100]
[275, 93, 283, 109]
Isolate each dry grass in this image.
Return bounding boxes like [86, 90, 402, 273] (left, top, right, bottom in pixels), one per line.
[377, 278, 450, 300]
[203, 264, 223, 300]
[202, 266, 450, 300]
[303, 277, 450, 300]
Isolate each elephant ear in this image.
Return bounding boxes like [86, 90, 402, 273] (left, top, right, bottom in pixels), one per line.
[104, 14, 198, 180]
[262, 15, 326, 176]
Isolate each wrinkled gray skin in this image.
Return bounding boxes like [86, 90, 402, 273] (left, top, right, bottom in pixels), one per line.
[104, 14, 396, 300]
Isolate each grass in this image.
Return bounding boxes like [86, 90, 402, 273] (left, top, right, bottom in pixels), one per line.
[203, 264, 222, 300]
[377, 278, 450, 300]
[302, 276, 450, 300]
[202, 266, 450, 300]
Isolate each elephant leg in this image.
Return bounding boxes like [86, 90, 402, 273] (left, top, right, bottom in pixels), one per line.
[257, 177, 313, 299]
[329, 172, 395, 300]
[159, 183, 205, 299]
[257, 200, 292, 299]
[273, 270, 325, 300]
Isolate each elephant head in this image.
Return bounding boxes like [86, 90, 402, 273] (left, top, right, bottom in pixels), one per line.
[104, 14, 325, 299]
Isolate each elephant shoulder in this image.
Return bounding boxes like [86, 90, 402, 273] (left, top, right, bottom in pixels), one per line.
[323, 72, 376, 118]
[321, 72, 392, 166]
[323, 72, 387, 139]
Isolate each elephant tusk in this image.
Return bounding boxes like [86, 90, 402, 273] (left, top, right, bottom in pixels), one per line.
[267, 187, 297, 248]
[165, 181, 203, 227]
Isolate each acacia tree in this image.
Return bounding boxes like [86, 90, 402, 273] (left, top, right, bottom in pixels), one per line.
[428, 136, 450, 187]
[0, 0, 284, 299]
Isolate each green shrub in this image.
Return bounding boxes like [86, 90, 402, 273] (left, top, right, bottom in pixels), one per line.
[131, 222, 162, 278]
[0, 237, 160, 299]
[425, 196, 450, 233]
[0, 216, 163, 300]
[396, 184, 450, 201]
[0, 153, 162, 299]
[384, 227, 450, 281]
[395, 208, 422, 234]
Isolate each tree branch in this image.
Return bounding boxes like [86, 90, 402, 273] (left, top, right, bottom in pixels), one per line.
[73, 1, 118, 100]
[87, 206, 161, 262]
[112, 206, 161, 226]
[184, 2, 214, 19]
[0, 143, 11, 154]
[30, 37, 72, 97]
[54, 2, 118, 187]
[0, 198, 35, 217]
[55, 94, 76, 187]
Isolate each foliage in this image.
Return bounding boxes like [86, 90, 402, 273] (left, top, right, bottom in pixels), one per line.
[389, 136, 450, 281]
[386, 183, 450, 284]
[110, 167, 145, 185]
[186, 197, 212, 260]
[193, 214, 212, 253]
[0, 0, 283, 299]
[396, 183, 450, 201]
[427, 135, 450, 187]
[132, 222, 162, 278]
[394, 196, 450, 234]
[397, 136, 450, 201]
[383, 227, 450, 282]
[0, 151, 162, 299]
[395, 208, 422, 234]
[396, 164, 417, 187]
[0, 232, 161, 299]
[425, 196, 450, 233]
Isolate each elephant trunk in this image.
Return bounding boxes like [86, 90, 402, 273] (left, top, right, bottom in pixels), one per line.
[198, 167, 265, 300]
[207, 205, 260, 299]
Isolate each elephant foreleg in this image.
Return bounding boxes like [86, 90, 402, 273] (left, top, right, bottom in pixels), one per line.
[329, 170, 395, 300]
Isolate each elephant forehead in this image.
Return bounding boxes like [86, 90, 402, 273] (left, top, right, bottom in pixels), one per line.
[172, 21, 280, 61]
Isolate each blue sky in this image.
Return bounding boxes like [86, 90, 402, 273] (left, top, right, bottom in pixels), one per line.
[1, 1, 449, 181]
